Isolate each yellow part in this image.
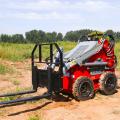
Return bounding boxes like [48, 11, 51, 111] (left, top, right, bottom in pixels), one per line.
[69, 60, 77, 67]
[88, 31, 104, 37]
[88, 31, 110, 42]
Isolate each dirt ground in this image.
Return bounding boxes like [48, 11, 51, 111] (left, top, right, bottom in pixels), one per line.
[0, 60, 120, 120]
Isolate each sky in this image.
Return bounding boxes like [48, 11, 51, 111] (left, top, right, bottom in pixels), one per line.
[0, 0, 120, 35]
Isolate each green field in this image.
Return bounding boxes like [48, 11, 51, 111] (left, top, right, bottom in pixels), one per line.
[0, 41, 76, 61]
[0, 41, 120, 69]
[115, 42, 120, 69]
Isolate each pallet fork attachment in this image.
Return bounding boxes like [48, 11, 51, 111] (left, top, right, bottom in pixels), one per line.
[0, 93, 51, 105]
[0, 43, 63, 105]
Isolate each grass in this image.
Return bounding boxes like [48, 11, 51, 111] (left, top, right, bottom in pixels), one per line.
[11, 79, 20, 85]
[0, 95, 21, 102]
[0, 64, 13, 74]
[0, 41, 76, 61]
[0, 41, 120, 69]
[0, 64, 8, 74]
[115, 42, 120, 70]
[28, 115, 41, 120]
[0, 43, 33, 61]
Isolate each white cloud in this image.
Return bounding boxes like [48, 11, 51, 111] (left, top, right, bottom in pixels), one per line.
[4, 0, 62, 11]
[6, 0, 115, 12]
[0, 0, 120, 34]
[0, 11, 84, 21]
[0, 0, 116, 20]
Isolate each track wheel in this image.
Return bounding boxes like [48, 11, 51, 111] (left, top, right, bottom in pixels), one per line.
[72, 77, 94, 101]
[99, 72, 117, 95]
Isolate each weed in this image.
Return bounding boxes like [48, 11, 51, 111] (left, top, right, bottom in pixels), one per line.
[11, 79, 20, 85]
[16, 86, 33, 92]
[0, 64, 13, 74]
[0, 95, 21, 102]
[28, 115, 41, 120]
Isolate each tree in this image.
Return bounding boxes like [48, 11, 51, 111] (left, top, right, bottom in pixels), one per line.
[1, 29, 120, 43]
[38, 30, 46, 42]
[64, 29, 93, 41]
[52, 32, 57, 42]
[46, 32, 57, 42]
[64, 31, 78, 41]
[25, 30, 47, 43]
[56, 33, 63, 41]
[0, 34, 12, 42]
[12, 34, 24, 43]
[105, 30, 114, 36]
[114, 32, 120, 40]
[105, 30, 120, 41]
[25, 30, 40, 43]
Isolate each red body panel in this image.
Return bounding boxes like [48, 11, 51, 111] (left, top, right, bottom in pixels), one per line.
[62, 39, 115, 94]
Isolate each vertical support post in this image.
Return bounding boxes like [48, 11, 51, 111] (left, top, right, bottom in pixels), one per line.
[39, 45, 42, 62]
[59, 52, 63, 76]
[54, 44, 63, 76]
[32, 66, 38, 91]
[54, 43, 63, 90]
[31, 44, 38, 91]
[48, 66, 53, 94]
[50, 44, 53, 64]
[48, 44, 53, 95]
[31, 45, 38, 67]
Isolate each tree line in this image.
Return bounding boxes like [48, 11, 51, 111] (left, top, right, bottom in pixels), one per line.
[0, 29, 120, 43]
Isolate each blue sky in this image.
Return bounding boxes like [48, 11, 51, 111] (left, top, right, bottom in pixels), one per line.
[0, 0, 120, 35]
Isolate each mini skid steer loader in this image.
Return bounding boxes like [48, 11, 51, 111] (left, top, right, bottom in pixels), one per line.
[0, 33, 118, 105]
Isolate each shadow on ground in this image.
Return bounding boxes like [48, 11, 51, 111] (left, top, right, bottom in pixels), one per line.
[8, 101, 52, 116]
[3, 94, 73, 116]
